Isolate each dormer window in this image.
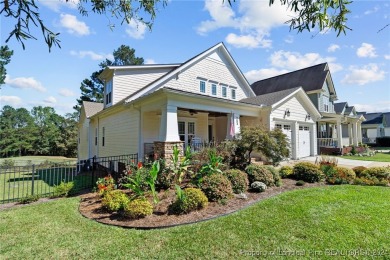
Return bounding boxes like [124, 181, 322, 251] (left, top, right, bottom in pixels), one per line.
[105, 80, 113, 105]
[199, 80, 206, 93]
[222, 85, 227, 98]
[211, 83, 217, 96]
[231, 88, 236, 100]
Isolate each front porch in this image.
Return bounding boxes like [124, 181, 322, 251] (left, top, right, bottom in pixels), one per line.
[317, 114, 364, 155]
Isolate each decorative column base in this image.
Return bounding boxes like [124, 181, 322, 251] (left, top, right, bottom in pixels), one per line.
[153, 141, 184, 163]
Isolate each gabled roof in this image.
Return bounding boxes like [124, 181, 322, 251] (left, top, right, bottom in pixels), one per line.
[334, 102, 347, 114]
[82, 101, 104, 118]
[123, 42, 255, 103]
[99, 64, 181, 79]
[250, 63, 336, 97]
[240, 87, 300, 107]
[361, 113, 383, 125]
[344, 106, 355, 115]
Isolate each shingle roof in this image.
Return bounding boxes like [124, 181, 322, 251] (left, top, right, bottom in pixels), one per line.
[240, 87, 300, 106]
[251, 63, 329, 95]
[362, 113, 383, 125]
[334, 102, 347, 114]
[344, 106, 354, 115]
[383, 112, 390, 127]
[83, 101, 104, 118]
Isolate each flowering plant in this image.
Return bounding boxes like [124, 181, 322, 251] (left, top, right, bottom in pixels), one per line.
[96, 175, 115, 196]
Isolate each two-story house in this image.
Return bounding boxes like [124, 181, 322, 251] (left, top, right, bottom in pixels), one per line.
[251, 63, 365, 155]
[78, 43, 321, 162]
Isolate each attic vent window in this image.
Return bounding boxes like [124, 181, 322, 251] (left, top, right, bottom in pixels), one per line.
[105, 80, 113, 105]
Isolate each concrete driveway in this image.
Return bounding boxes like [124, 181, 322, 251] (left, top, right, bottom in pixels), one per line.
[280, 156, 390, 169]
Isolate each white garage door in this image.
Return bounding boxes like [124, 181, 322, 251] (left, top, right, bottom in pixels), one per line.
[298, 125, 311, 158]
[276, 123, 292, 158]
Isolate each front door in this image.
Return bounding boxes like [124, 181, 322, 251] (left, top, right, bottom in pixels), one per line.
[178, 121, 195, 147]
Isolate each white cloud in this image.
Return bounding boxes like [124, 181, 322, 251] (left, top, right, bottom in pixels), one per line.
[364, 6, 379, 15]
[354, 102, 390, 113]
[342, 64, 385, 85]
[145, 59, 157, 64]
[39, 0, 78, 12]
[0, 96, 22, 106]
[244, 68, 289, 84]
[327, 44, 340, 53]
[284, 35, 294, 44]
[356, 43, 377, 58]
[225, 33, 271, 49]
[269, 50, 343, 73]
[5, 76, 46, 92]
[197, 0, 295, 49]
[385, 55, 390, 60]
[59, 88, 75, 97]
[44, 96, 57, 104]
[70, 50, 114, 61]
[126, 20, 147, 39]
[60, 14, 90, 36]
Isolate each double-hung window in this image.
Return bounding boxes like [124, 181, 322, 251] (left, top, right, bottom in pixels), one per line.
[231, 88, 236, 100]
[221, 85, 227, 98]
[199, 81, 206, 93]
[211, 83, 217, 96]
[105, 80, 113, 105]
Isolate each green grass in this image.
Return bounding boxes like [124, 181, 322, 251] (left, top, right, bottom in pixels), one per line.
[340, 152, 390, 162]
[373, 147, 390, 151]
[1, 185, 389, 259]
[0, 156, 77, 166]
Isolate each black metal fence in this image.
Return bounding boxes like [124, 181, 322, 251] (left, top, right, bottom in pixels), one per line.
[0, 154, 138, 204]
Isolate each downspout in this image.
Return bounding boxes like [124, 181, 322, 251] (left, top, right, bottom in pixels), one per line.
[97, 117, 99, 158]
[132, 104, 142, 162]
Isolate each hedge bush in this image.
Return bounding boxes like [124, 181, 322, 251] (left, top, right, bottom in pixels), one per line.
[101, 190, 130, 212]
[352, 166, 368, 177]
[353, 167, 390, 186]
[245, 164, 274, 186]
[265, 166, 282, 187]
[326, 166, 356, 185]
[201, 174, 233, 202]
[224, 169, 249, 194]
[279, 166, 293, 178]
[170, 188, 208, 214]
[124, 198, 153, 219]
[292, 162, 324, 183]
[250, 181, 267, 192]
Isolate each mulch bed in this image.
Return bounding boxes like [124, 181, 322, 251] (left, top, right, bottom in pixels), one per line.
[78, 179, 325, 229]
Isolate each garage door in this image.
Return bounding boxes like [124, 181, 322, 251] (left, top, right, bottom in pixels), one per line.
[276, 123, 292, 158]
[298, 126, 311, 158]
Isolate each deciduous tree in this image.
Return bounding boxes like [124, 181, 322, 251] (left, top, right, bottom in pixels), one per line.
[0, 45, 13, 86]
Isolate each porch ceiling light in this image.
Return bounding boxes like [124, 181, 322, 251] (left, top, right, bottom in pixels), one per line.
[284, 109, 290, 117]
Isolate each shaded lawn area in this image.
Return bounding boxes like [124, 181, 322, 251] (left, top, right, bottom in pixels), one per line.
[1, 185, 389, 259]
[340, 152, 390, 162]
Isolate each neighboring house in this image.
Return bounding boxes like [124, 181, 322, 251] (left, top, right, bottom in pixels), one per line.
[384, 112, 390, 137]
[78, 43, 321, 162]
[357, 112, 386, 143]
[251, 63, 365, 154]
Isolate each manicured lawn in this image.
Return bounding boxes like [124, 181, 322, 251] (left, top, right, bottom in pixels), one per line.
[0, 156, 77, 166]
[1, 185, 389, 258]
[340, 152, 390, 162]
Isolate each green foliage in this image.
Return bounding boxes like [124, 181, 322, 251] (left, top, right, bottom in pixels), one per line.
[53, 181, 74, 197]
[122, 164, 148, 199]
[169, 145, 192, 185]
[124, 198, 153, 219]
[245, 164, 274, 186]
[296, 180, 305, 186]
[279, 166, 293, 178]
[101, 190, 130, 212]
[293, 162, 324, 183]
[265, 166, 282, 187]
[96, 175, 116, 196]
[1, 159, 15, 168]
[353, 167, 390, 186]
[326, 166, 356, 185]
[19, 194, 40, 204]
[170, 187, 208, 214]
[0, 45, 13, 86]
[352, 166, 368, 177]
[201, 174, 233, 202]
[224, 169, 249, 194]
[351, 145, 357, 155]
[250, 181, 267, 192]
[200, 149, 223, 176]
[145, 161, 160, 204]
[156, 167, 175, 190]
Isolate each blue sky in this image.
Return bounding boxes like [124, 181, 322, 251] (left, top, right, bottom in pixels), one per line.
[1, 0, 389, 115]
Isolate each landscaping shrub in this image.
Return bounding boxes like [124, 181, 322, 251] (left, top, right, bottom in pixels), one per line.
[157, 168, 175, 190]
[279, 166, 293, 178]
[245, 164, 274, 186]
[296, 180, 305, 186]
[53, 181, 74, 197]
[326, 166, 356, 185]
[224, 169, 249, 194]
[201, 174, 233, 202]
[352, 166, 368, 177]
[124, 198, 153, 219]
[250, 181, 267, 192]
[19, 194, 40, 204]
[170, 188, 208, 214]
[101, 190, 130, 212]
[96, 175, 116, 196]
[265, 166, 282, 187]
[353, 167, 390, 186]
[292, 162, 324, 183]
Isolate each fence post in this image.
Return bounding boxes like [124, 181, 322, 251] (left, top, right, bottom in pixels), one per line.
[31, 164, 35, 196]
[91, 156, 96, 187]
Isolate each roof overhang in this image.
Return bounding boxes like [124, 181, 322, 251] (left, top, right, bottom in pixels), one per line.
[99, 64, 181, 81]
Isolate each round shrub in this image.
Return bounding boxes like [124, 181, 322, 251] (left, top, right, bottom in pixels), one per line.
[352, 166, 368, 177]
[201, 174, 233, 202]
[157, 168, 175, 190]
[124, 198, 153, 219]
[245, 164, 274, 186]
[170, 188, 208, 214]
[326, 166, 356, 185]
[101, 190, 130, 212]
[362, 167, 390, 181]
[293, 162, 324, 183]
[296, 180, 305, 186]
[265, 166, 282, 187]
[224, 169, 249, 194]
[279, 166, 293, 178]
[250, 181, 267, 192]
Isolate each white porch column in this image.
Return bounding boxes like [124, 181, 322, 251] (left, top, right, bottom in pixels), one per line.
[226, 113, 240, 139]
[159, 105, 180, 142]
[337, 119, 343, 148]
[357, 122, 362, 143]
[352, 121, 359, 146]
[292, 121, 298, 159]
[348, 123, 353, 146]
[310, 123, 317, 156]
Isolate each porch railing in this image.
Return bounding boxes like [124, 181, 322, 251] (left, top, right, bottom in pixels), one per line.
[317, 138, 339, 148]
[362, 137, 376, 144]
